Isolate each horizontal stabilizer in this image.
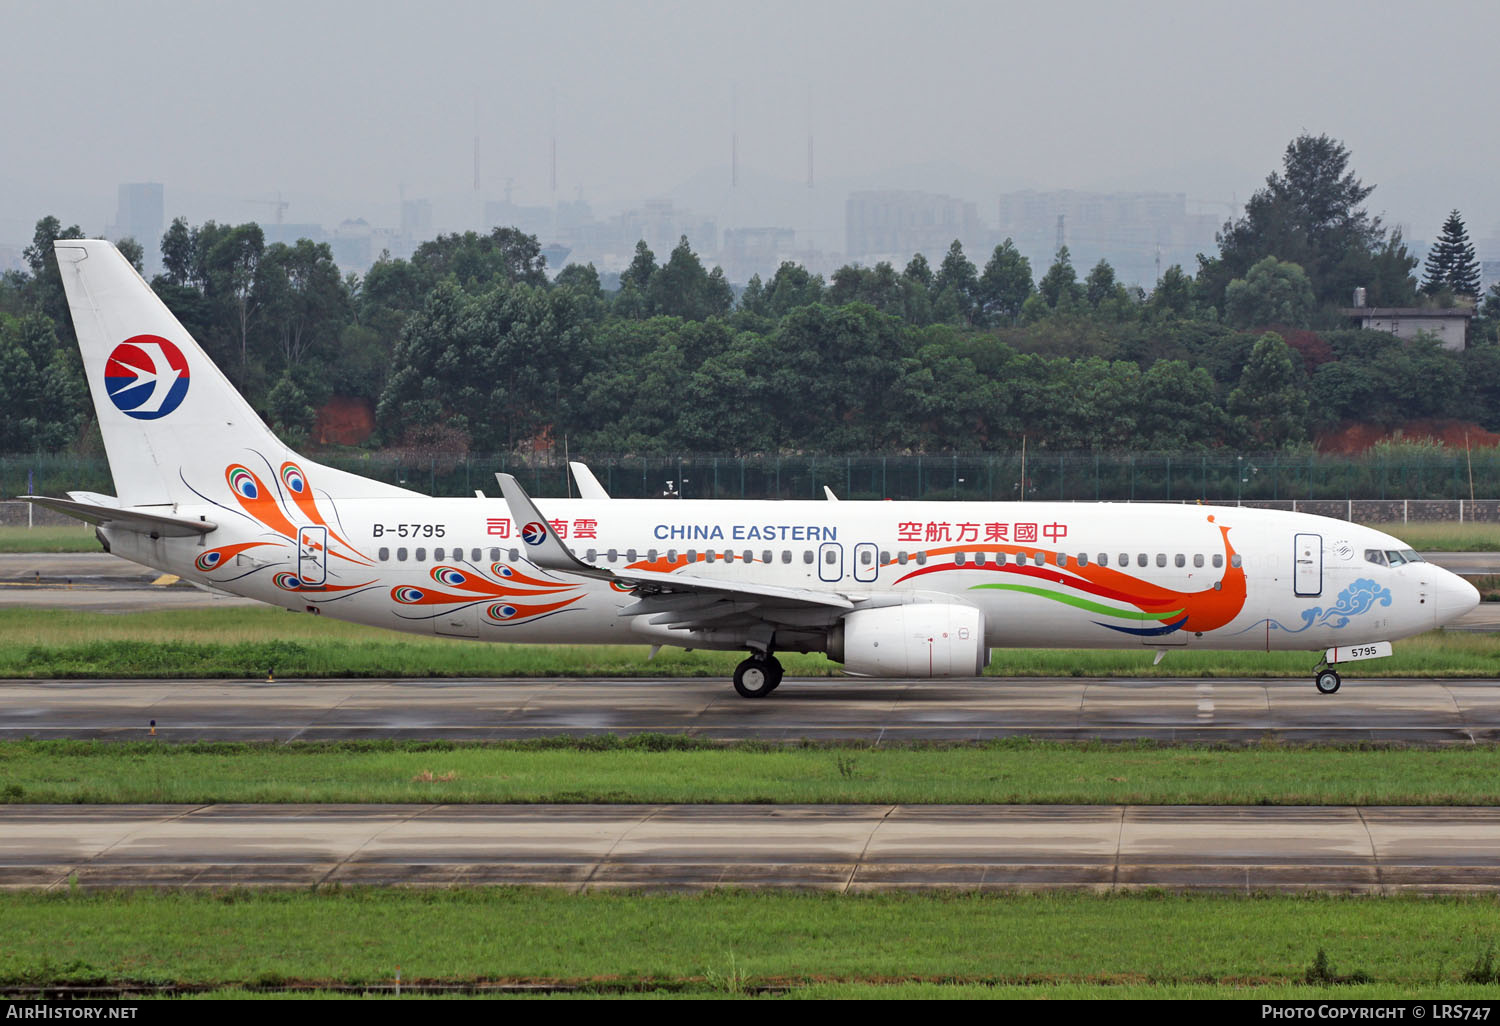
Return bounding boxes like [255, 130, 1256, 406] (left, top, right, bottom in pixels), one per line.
[22, 494, 216, 537]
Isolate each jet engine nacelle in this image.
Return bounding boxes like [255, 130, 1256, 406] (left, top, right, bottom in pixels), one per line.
[829, 604, 988, 678]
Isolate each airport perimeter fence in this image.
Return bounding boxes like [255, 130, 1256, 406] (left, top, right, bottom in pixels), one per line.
[5, 450, 1500, 514]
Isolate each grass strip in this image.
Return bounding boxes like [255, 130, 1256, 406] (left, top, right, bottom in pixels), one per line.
[7, 738, 1500, 805]
[2, 607, 1495, 679]
[4, 889, 1500, 993]
[1362, 521, 1500, 552]
[0, 525, 100, 553]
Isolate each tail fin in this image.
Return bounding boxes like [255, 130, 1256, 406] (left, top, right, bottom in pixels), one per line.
[55, 240, 411, 507]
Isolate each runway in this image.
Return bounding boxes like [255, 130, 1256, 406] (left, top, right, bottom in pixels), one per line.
[3, 803, 1496, 893]
[7, 676, 1500, 744]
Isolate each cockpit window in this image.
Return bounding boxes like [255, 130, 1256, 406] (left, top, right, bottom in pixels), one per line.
[1364, 549, 1389, 567]
[1385, 550, 1407, 566]
[1400, 549, 1424, 563]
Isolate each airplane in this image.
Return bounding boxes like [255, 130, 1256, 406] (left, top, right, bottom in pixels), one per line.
[24, 240, 1480, 698]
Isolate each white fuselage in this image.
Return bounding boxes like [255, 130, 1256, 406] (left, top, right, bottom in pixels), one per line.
[102, 493, 1474, 659]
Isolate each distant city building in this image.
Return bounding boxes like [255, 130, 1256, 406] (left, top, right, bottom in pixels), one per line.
[110, 183, 164, 272]
[400, 199, 432, 241]
[994, 189, 1219, 288]
[721, 227, 796, 282]
[1345, 306, 1474, 351]
[845, 191, 984, 265]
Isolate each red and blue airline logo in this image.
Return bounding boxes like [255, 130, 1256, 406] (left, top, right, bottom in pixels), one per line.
[104, 335, 189, 420]
[521, 521, 548, 546]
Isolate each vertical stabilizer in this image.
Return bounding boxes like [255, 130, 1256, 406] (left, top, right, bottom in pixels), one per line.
[54, 240, 412, 506]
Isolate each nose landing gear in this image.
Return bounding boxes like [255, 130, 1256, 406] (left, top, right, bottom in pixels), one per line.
[1314, 666, 1342, 694]
[733, 654, 784, 698]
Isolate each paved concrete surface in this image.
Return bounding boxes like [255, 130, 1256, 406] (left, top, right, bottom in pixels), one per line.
[2, 803, 1496, 893]
[6, 677, 1500, 744]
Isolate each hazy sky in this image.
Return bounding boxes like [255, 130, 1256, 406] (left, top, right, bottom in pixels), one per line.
[5, 0, 1498, 251]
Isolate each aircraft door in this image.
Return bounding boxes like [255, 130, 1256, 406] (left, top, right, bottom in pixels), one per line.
[853, 542, 879, 583]
[1293, 533, 1322, 597]
[297, 526, 327, 587]
[818, 542, 844, 582]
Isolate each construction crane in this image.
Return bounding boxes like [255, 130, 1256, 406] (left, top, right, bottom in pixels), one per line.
[246, 192, 289, 224]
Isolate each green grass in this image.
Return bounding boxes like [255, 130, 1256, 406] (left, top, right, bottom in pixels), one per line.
[8, 738, 1500, 805]
[5, 889, 1500, 995]
[1364, 521, 1500, 551]
[0, 607, 1495, 679]
[0, 524, 101, 553]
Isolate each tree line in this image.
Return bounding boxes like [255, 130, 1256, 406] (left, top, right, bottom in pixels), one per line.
[2, 133, 1498, 458]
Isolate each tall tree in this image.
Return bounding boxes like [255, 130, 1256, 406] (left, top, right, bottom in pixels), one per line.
[933, 240, 979, 324]
[1199, 134, 1409, 309]
[1037, 246, 1085, 309]
[977, 239, 1034, 326]
[1224, 256, 1316, 329]
[1421, 210, 1481, 297]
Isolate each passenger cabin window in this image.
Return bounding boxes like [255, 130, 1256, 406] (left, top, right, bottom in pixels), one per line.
[974, 552, 986, 566]
[1119, 554, 1129, 567]
[1212, 554, 1223, 568]
[781, 551, 792, 564]
[626, 549, 638, 562]
[916, 552, 927, 565]
[1056, 553, 1067, 567]
[897, 552, 908, 564]
[1193, 554, 1204, 568]
[415, 547, 426, 562]
[509, 549, 519, 562]
[488, 548, 500, 562]
[585, 549, 597, 561]
[705, 551, 716, 563]
[955, 552, 967, 566]
[471, 548, 481, 562]
[745, 550, 755, 563]
[804, 550, 815, 564]
[1174, 554, 1185, 568]
[1097, 554, 1108, 567]
[1137, 554, 1148, 567]
[1155, 553, 1166, 567]
[1230, 554, 1242, 568]
[667, 549, 678, 563]
[995, 552, 1006, 566]
[824, 550, 837, 564]
[434, 547, 445, 561]
[608, 549, 619, 562]
[1077, 553, 1089, 567]
[396, 547, 408, 562]
[1034, 553, 1045, 567]
[687, 549, 698, 562]
[378, 547, 390, 561]
[860, 549, 873, 565]
[880, 550, 891, 564]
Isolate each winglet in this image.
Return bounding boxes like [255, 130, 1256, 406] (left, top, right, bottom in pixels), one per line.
[495, 473, 611, 581]
[823, 486, 839, 501]
[569, 461, 611, 500]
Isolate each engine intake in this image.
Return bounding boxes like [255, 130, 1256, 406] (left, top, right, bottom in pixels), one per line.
[829, 604, 987, 677]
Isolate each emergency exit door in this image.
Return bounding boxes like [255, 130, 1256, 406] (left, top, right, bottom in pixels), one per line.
[1293, 533, 1322, 597]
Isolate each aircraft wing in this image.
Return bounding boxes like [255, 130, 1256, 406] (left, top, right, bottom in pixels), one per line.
[494, 473, 853, 630]
[22, 492, 216, 537]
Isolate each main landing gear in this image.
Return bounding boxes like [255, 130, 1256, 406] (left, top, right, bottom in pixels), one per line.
[1314, 667, 1342, 695]
[733, 654, 784, 698]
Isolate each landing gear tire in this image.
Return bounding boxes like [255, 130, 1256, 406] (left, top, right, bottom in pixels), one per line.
[1315, 669, 1342, 695]
[733, 656, 782, 698]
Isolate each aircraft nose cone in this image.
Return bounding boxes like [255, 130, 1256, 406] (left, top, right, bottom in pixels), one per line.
[1432, 569, 1480, 628]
